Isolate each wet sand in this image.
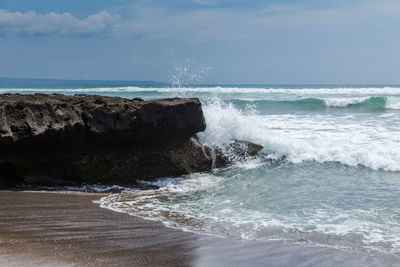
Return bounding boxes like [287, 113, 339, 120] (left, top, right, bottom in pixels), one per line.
[0, 191, 399, 266]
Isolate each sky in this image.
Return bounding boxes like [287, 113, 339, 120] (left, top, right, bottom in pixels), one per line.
[1, 0, 400, 84]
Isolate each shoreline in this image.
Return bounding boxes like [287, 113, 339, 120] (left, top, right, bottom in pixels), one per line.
[0, 190, 199, 266]
[1, 191, 400, 266]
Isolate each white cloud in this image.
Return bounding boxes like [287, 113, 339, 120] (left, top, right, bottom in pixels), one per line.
[0, 10, 120, 36]
[2, 0, 400, 39]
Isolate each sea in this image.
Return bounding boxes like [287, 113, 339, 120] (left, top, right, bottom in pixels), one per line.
[2, 78, 400, 257]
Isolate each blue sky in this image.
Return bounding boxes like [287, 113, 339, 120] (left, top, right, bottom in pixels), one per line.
[1, 0, 400, 84]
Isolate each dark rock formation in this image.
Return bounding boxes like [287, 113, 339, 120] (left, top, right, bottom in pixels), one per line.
[0, 94, 205, 145]
[213, 140, 264, 168]
[0, 94, 262, 188]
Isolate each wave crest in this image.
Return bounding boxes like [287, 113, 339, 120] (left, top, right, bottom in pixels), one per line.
[199, 98, 400, 171]
[230, 96, 400, 111]
[2, 86, 400, 95]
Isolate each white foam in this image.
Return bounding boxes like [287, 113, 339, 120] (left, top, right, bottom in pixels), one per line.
[97, 173, 400, 254]
[322, 97, 369, 107]
[385, 96, 400, 109]
[199, 99, 400, 171]
[2, 86, 400, 95]
[137, 177, 183, 187]
[97, 173, 225, 234]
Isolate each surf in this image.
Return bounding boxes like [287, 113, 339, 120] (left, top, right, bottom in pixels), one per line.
[228, 96, 396, 112]
[98, 160, 400, 254]
[2, 85, 400, 95]
[199, 98, 400, 171]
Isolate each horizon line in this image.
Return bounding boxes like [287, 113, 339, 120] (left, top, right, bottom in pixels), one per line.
[0, 77, 399, 86]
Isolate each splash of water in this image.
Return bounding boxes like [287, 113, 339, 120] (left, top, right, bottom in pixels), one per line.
[168, 59, 212, 88]
[199, 98, 400, 171]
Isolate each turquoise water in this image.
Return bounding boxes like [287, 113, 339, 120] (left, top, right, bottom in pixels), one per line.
[3, 82, 400, 255]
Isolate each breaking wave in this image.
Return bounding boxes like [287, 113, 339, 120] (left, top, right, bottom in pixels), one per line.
[2, 85, 400, 95]
[229, 96, 400, 111]
[3, 86, 400, 110]
[199, 98, 400, 171]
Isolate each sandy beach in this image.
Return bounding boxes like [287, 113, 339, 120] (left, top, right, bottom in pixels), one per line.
[0, 190, 399, 266]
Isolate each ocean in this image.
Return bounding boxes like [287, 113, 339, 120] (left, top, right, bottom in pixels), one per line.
[2, 81, 400, 256]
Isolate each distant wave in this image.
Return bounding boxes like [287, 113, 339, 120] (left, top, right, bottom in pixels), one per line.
[2, 86, 400, 95]
[229, 96, 400, 110]
[2, 86, 400, 110]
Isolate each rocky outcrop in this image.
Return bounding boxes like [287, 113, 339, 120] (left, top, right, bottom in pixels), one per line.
[213, 140, 264, 168]
[0, 94, 205, 145]
[0, 94, 263, 187]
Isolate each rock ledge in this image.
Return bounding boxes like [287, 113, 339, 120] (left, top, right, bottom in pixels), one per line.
[0, 94, 262, 187]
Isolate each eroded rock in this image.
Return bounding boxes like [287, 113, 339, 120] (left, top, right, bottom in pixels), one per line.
[0, 94, 263, 187]
[0, 94, 206, 145]
[210, 140, 264, 168]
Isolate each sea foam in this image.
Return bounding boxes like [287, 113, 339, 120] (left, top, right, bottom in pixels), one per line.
[199, 98, 400, 171]
[2, 86, 400, 95]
